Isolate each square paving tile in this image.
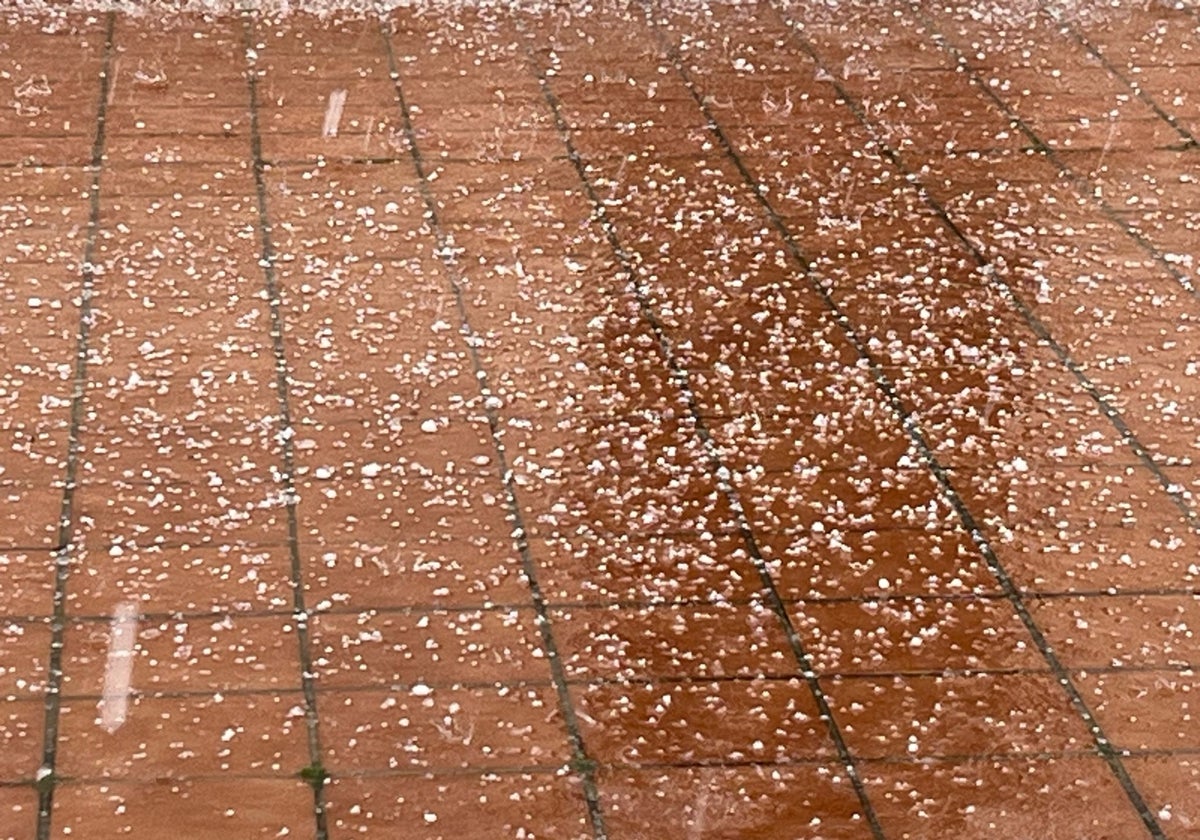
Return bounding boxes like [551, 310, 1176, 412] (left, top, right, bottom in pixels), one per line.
[310, 607, 549, 687]
[323, 772, 591, 838]
[61, 615, 300, 696]
[574, 678, 832, 765]
[56, 692, 308, 780]
[319, 684, 568, 773]
[52, 779, 314, 839]
[826, 673, 1093, 760]
[600, 765, 871, 839]
[864, 757, 1154, 839]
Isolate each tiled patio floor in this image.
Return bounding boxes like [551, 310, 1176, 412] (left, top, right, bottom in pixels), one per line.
[2, 1, 1199, 837]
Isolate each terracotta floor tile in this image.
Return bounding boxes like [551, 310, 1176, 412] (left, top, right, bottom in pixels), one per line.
[827, 673, 1093, 760]
[574, 678, 832, 765]
[553, 602, 795, 680]
[0, 620, 51, 699]
[793, 597, 1040, 675]
[996, 520, 1198, 593]
[61, 615, 300, 696]
[323, 772, 592, 838]
[865, 757, 1154, 840]
[320, 684, 569, 773]
[302, 536, 528, 611]
[1124, 756, 1200, 833]
[1029, 594, 1200, 669]
[532, 530, 762, 605]
[295, 473, 513, 547]
[1077, 670, 1200, 752]
[762, 526, 1001, 601]
[52, 779, 314, 839]
[64, 544, 294, 616]
[56, 692, 308, 780]
[1, 464, 65, 544]
[600, 765, 872, 839]
[310, 607, 549, 688]
[0, 699, 44, 783]
[0, 785, 38, 840]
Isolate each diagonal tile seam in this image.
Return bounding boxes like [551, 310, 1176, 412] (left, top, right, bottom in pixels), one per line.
[376, 17, 611, 840]
[35, 14, 117, 840]
[241, 15, 332, 839]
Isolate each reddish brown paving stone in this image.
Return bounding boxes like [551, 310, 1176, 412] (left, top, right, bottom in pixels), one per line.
[0, 23, 106, 167]
[74, 421, 278, 488]
[519, 462, 738, 541]
[310, 607, 549, 687]
[0, 551, 57, 619]
[531, 530, 762, 606]
[958, 463, 1191, 534]
[600, 765, 872, 839]
[60, 615, 300, 696]
[0, 785, 37, 840]
[71, 478, 290, 550]
[101, 160, 257, 199]
[1076, 670, 1200, 752]
[995, 519, 1199, 593]
[0, 485, 61, 551]
[793, 597, 1040, 675]
[741, 466, 956, 534]
[0, 620, 51, 698]
[826, 674, 1092, 760]
[574, 678, 833, 765]
[0, 170, 92, 272]
[302, 537, 528, 611]
[52, 779, 313, 839]
[295, 472, 515, 547]
[864, 757, 1154, 839]
[255, 31, 403, 163]
[63, 544, 295, 616]
[56, 692, 308, 780]
[319, 684, 568, 773]
[323, 772, 592, 838]
[290, 411, 496, 481]
[762, 526, 1002, 601]
[0, 699, 44, 784]
[1123, 756, 1200, 833]
[552, 602, 796, 680]
[501, 414, 707, 479]
[709, 412, 917, 473]
[1028, 594, 1200, 670]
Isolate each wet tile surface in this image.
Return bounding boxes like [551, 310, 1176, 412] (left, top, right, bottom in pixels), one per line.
[1, 1, 1199, 838]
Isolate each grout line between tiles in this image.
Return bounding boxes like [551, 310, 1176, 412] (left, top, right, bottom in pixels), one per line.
[242, 16, 331, 839]
[377, 17, 610, 839]
[35, 15, 117, 840]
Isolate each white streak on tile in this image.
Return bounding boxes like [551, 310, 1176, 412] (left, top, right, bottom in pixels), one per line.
[97, 601, 138, 733]
[323, 89, 348, 138]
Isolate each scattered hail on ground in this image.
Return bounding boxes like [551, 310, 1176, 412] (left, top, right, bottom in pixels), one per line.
[0, 0, 1198, 838]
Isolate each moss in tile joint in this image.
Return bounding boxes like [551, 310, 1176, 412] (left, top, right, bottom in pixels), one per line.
[567, 756, 598, 775]
[298, 763, 328, 787]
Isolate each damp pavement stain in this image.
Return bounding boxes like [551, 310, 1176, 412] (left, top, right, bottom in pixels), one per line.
[0, 1, 1199, 838]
